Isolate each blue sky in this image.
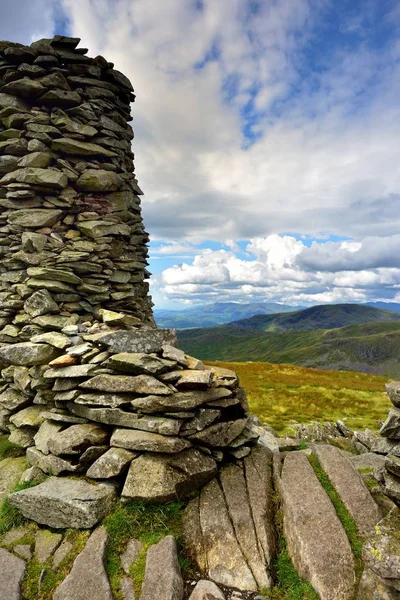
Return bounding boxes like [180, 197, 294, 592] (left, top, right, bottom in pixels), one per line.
[2, 0, 400, 308]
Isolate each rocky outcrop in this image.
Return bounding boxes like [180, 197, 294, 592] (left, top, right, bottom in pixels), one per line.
[376, 383, 400, 506]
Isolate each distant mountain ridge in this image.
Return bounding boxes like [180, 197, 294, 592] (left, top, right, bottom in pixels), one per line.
[177, 303, 400, 377]
[154, 301, 304, 329]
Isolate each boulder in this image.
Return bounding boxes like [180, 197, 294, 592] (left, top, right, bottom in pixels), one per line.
[47, 424, 109, 456]
[139, 536, 183, 600]
[280, 451, 356, 600]
[53, 527, 113, 600]
[8, 477, 116, 528]
[111, 428, 191, 453]
[0, 548, 26, 600]
[122, 448, 217, 503]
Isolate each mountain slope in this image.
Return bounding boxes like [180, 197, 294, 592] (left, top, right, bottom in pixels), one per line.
[154, 301, 303, 329]
[177, 305, 400, 377]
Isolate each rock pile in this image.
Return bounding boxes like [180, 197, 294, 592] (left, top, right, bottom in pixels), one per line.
[0, 34, 257, 510]
[373, 382, 400, 507]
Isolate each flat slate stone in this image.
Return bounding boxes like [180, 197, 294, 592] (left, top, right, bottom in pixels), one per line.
[0, 548, 26, 600]
[139, 536, 183, 600]
[68, 403, 182, 435]
[0, 342, 59, 366]
[34, 420, 63, 454]
[26, 447, 82, 476]
[130, 388, 232, 413]
[313, 444, 381, 536]
[198, 478, 257, 591]
[280, 451, 356, 600]
[53, 527, 113, 600]
[35, 529, 62, 563]
[8, 477, 116, 528]
[87, 328, 177, 353]
[75, 392, 132, 408]
[189, 418, 248, 447]
[122, 448, 217, 503]
[1, 167, 67, 188]
[80, 374, 171, 395]
[108, 352, 172, 375]
[52, 137, 117, 157]
[111, 428, 191, 454]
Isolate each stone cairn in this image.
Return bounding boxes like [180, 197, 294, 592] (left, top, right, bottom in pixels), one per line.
[0, 35, 256, 506]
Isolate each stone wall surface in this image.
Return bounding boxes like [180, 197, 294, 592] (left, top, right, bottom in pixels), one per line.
[0, 36, 257, 508]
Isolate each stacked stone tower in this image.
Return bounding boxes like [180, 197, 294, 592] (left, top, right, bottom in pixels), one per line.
[0, 36, 256, 504]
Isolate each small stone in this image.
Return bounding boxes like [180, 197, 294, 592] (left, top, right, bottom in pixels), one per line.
[139, 536, 183, 600]
[175, 370, 212, 390]
[40, 90, 82, 106]
[0, 388, 30, 412]
[49, 355, 78, 368]
[18, 152, 52, 168]
[86, 328, 177, 354]
[76, 169, 123, 192]
[120, 538, 143, 574]
[19, 466, 46, 484]
[162, 344, 188, 366]
[13, 543, 32, 560]
[8, 477, 116, 528]
[386, 382, 400, 408]
[189, 419, 248, 448]
[86, 447, 136, 479]
[189, 581, 226, 600]
[35, 529, 63, 564]
[53, 527, 113, 599]
[53, 540, 73, 570]
[108, 353, 172, 376]
[31, 332, 71, 349]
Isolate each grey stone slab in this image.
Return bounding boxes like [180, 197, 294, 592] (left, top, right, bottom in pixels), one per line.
[80, 374, 171, 395]
[86, 447, 136, 479]
[381, 408, 400, 439]
[35, 529, 62, 563]
[130, 388, 232, 413]
[111, 428, 190, 453]
[52, 540, 73, 570]
[0, 548, 25, 599]
[121, 538, 143, 574]
[314, 444, 381, 536]
[47, 423, 108, 456]
[139, 536, 183, 600]
[8, 477, 116, 528]
[53, 527, 113, 600]
[86, 328, 177, 354]
[280, 451, 356, 600]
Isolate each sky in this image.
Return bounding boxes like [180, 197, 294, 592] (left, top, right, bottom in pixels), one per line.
[2, 0, 400, 309]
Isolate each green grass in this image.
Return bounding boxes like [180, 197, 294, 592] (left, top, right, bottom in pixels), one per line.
[308, 454, 364, 579]
[262, 495, 320, 600]
[0, 481, 38, 535]
[103, 500, 191, 598]
[0, 436, 24, 461]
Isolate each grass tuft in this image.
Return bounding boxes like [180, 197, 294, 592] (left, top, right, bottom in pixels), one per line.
[308, 454, 364, 578]
[0, 435, 24, 461]
[0, 481, 38, 535]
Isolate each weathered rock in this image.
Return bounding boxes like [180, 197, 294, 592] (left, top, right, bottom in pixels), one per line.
[44, 364, 97, 378]
[19, 466, 47, 484]
[86, 447, 135, 479]
[371, 438, 400, 457]
[175, 370, 212, 389]
[122, 448, 217, 502]
[188, 581, 226, 600]
[74, 392, 132, 408]
[108, 352, 172, 375]
[363, 508, 400, 587]
[383, 472, 400, 503]
[0, 457, 27, 503]
[8, 424, 35, 447]
[381, 408, 400, 439]
[80, 374, 171, 395]
[197, 478, 257, 591]
[88, 329, 177, 354]
[69, 404, 182, 435]
[26, 446, 82, 475]
[35, 529, 63, 564]
[0, 388, 30, 412]
[8, 477, 116, 528]
[111, 428, 190, 454]
[139, 536, 183, 600]
[313, 444, 381, 536]
[53, 527, 113, 600]
[76, 169, 123, 191]
[0, 548, 26, 600]
[130, 388, 232, 413]
[24, 289, 59, 317]
[386, 454, 400, 478]
[220, 463, 272, 588]
[52, 137, 117, 157]
[13, 544, 32, 561]
[279, 451, 356, 600]
[1, 167, 67, 189]
[189, 419, 248, 447]
[162, 345, 188, 366]
[48, 424, 109, 456]
[53, 540, 73, 570]
[120, 538, 143, 574]
[386, 382, 400, 409]
[10, 406, 44, 428]
[8, 208, 62, 228]
[0, 342, 59, 366]
[357, 568, 400, 600]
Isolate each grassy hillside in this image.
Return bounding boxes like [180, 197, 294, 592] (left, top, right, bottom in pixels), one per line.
[154, 301, 303, 329]
[179, 320, 400, 377]
[206, 361, 391, 433]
